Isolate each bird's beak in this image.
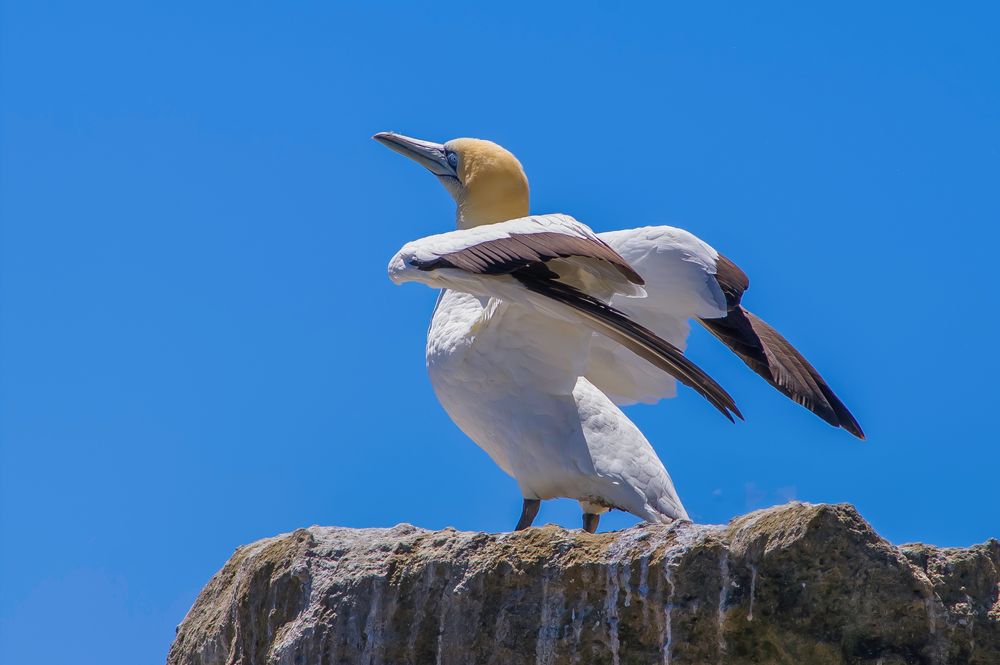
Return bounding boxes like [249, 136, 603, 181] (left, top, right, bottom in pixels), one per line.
[373, 132, 457, 179]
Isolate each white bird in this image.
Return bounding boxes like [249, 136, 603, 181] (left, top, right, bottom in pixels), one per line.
[376, 132, 863, 532]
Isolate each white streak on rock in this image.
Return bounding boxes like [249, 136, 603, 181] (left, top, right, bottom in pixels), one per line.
[717, 549, 730, 661]
[662, 562, 675, 665]
[360, 576, 383, 665]
[605, 562, 621, 665]
[535, 570, 565, 665]
[638, 555, 650, 598]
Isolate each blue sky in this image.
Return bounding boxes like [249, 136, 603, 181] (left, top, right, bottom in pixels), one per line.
[2, 3, 998, 664]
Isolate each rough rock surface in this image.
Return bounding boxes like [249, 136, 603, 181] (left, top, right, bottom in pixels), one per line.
[168, 503, 999, 665]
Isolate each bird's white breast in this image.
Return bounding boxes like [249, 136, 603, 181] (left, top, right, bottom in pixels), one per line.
[425, 289, 592, 482]
[422, 289, 686, 523]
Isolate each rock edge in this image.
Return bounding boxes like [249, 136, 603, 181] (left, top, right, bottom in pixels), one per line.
[167, 502, 999, 665]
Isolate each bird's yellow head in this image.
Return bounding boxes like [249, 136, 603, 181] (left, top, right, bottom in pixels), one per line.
[374, 132, 529, 229]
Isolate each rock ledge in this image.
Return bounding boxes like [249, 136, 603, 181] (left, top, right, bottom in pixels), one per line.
[168, 503, 999, 665]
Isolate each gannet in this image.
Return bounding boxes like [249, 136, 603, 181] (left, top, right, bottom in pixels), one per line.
[376, 132, 863, 533]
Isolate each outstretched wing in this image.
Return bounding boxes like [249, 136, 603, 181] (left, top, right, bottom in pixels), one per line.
[699, 256, 865, 439]
[389, 214, 742, 422]
[594, 225, 864, 439]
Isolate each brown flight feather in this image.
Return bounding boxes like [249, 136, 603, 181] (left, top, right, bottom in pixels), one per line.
[699, 254, 865, 439]
[413, 231, 644, 285]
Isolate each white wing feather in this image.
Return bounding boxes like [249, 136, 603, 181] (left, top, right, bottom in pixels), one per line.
[389, 214, 642, 392]
[587, 226, 728, 405]
[390, 216, 733, 410]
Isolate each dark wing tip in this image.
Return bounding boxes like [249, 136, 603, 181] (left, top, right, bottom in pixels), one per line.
[721, 404, 743, 424]
[830, 400, 865, 439]
[701, 306, 863, 438]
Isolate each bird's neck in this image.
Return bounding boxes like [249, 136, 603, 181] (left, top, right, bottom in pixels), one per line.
[455, 185, 529, 229]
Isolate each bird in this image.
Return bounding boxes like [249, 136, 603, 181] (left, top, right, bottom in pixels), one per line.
[375, 131, 863, 533]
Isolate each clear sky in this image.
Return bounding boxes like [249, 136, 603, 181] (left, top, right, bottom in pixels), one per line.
[2, 3, 998, 664]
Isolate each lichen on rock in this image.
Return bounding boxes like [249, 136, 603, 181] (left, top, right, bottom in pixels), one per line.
[167, 503, 1000, 665]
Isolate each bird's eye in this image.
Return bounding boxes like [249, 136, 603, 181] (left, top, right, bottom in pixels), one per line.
[446, 151, 459, 169]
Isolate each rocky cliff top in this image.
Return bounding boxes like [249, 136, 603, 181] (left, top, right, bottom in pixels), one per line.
[168, 503, 999, 665]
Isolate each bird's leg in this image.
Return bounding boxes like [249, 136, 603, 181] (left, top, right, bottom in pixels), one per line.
[582, 513, 600, 533]
[514, 499, 540, 531]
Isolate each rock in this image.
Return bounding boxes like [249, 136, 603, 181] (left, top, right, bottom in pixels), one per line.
[167, 503, 999, 665]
